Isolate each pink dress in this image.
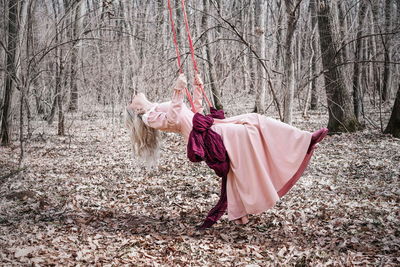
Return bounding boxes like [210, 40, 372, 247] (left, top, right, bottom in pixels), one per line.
[142, 86, 312, 222]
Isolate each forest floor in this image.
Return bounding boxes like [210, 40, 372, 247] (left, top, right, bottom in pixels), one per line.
[0, 108, 399, 266]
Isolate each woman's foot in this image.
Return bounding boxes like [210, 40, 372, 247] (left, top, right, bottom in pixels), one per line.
[308, 128, 329, 153]
[234, 216, 249, 225]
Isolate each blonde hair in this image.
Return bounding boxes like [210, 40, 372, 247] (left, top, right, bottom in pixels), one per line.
[125, 108, 161, 165]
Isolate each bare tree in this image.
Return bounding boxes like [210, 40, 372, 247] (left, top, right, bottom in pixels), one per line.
[1, 0, 20, 146]
[68, 1, 83, 111]
[283, 0, 302, 124]
[1, 0, 399, 145]
[317, 0, 361, 133]
[384, 84, 400, 137]
[310, 0, 319, 111]
[352, 1, 368, 121]
[202, 0, 223, 110]
[381, 0, 393, 102]
[45, 0, 65, 136]
[255, 0, 267, 113]
[18, 0, 34, 165]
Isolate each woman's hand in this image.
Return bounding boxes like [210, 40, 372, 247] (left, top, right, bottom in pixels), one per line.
[174, 73, 187, 91]
[194, 73, 203, 86]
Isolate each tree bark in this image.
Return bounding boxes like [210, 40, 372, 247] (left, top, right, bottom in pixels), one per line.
[202, 0, 223, 110]
[317, 0, 361, 133]
[381, 0, 392, 102]
[68, 1, 82, 111]
[175, 0, 182, 48]
[255, 0, 267, 113]
[368, 0, 385, 108]
[275, 1, 283, 69]
[283, 0, 300, 124]
[309, 0, 318, 110]
[303, 0, 317, 116]
[336, 1, 348, 65]
[57, 1, 65, 135]
[384, 84, 400, 137]
[1, 0, 20, 146]
[240, 1, 250, 96]
[352, 1, 367, 121]
[46, 0, 65, 135]
[248, 0, 256, 95]
[19, 0, 34, 165]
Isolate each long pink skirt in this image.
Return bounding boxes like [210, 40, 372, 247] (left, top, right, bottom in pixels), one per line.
[212, 113, 313, 220]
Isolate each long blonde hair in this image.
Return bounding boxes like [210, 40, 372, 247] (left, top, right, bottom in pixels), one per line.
[125, 107, 161, 165]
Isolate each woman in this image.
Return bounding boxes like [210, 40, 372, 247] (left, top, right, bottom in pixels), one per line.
[126, 73, 328, 226]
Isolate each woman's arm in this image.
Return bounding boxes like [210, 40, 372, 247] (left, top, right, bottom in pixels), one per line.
[143, 74, 186, 130]
[167, 74, 186, 124]
[193, 73, 204, 114]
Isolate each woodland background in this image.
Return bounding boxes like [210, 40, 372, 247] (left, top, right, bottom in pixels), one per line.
[0, 0, 399, 265]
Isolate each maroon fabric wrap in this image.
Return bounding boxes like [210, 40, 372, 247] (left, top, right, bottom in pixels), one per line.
[187, 107, 229, 229]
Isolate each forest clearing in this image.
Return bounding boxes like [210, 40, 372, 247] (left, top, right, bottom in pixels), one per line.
[1, 0, 400, 265]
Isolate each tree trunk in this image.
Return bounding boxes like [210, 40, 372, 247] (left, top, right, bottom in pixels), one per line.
[68, 2, 82, 111]
[248, 0, 256, 95]
[255, 0, 267, 113]
[304, 0, 317, 116]
[240, 2, 250, 96]
[19, 0, 34, 165]
[369, 0, 381, 107]
[57, 56, 65, 136]
[381, 0, 392, 102]
[384, 84, 400, 137]
[336, 1, 348, 66]
[317, 0, 361, 133]
[202, 0, 223, 110]
[1, 0, 20, 146]
[48, 0, 64, 135]
[283, 0, 299, 124]
[175, 0, 182, 48]
[352, 1, 367, 121]
[57, 5, 65, 136]
[310, 0, 318, 110]
[275, 0, 283, 69]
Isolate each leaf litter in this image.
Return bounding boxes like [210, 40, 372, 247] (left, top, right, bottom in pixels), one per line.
[0, 110, 399, 266]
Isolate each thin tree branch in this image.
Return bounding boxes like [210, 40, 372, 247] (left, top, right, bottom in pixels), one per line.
[211, 1, 283, 120]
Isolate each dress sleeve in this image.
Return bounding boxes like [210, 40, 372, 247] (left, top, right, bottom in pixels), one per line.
[193, 83, 204, 114]
[143, 89, 184, 130]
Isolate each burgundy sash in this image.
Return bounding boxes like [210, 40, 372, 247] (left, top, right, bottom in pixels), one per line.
[187, 108, 229, 229]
